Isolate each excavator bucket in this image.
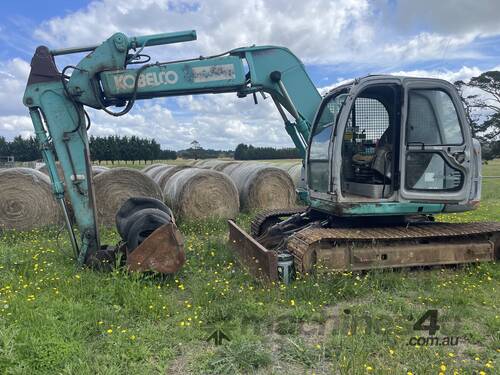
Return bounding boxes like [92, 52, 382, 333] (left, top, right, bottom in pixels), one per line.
[228, 220, 278, 281]
[125, 223, 185, 273]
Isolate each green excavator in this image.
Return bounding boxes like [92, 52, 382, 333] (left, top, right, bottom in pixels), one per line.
[23, 30, 500, 280]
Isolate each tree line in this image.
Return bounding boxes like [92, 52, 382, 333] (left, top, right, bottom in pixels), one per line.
[88, 136, 176, 164]
[0, 136, 39, 162]
[234, 143, 300, 160]
[177, 147, 233, 160]
[0, 135, 177, 163]
[0, 135, 299, 163]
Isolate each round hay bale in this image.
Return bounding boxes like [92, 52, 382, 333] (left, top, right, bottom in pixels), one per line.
[193, 160, 209, 167]
[36, 163, 104, 224]
[36, 162, 64, 180]
[93, 168, 163, 227]
[193, 159, 215, 169]
[163, 168, 239, 220]
[287, 164, 303, 187]
[225, 163, 295, 211]
[178, 159, 199, 166]
[37, 162, 109, 178]
[197, 159, 239, 171]
[152, 165, 191, 190]
[218, 161, 243, 174]
[211, 161, 240, 172]
[142, 163, 169, 173]
[268, 162, 298, 171]
[144, 165, 167, 179]
[0, 168, 63, 230]
[92, 165, 109, 176]
[263, 162, 302, 187]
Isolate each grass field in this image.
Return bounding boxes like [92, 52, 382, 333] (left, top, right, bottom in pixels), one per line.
[0, 161, 498, 374]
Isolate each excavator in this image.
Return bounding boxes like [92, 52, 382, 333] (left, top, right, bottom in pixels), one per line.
[23, 30, 500, 279]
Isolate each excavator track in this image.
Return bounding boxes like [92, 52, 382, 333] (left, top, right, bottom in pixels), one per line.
[251, 207, 307, 237]
[230, 210, 500, 280]
[287, 221, 500, 273]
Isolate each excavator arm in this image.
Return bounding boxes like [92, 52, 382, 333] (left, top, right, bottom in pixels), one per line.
[22, 30, 321, 265]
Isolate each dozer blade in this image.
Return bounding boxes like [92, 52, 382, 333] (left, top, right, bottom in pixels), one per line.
[126, 223, 185, 273]
[228, 220, 278, 281]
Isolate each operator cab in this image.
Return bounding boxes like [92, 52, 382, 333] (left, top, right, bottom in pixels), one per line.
[307, 75, 479, 216]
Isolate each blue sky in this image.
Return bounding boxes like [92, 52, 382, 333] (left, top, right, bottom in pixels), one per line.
[1, 0, 499, 150]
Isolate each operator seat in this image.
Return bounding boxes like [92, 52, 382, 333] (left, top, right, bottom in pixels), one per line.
[371, 127, 392, 180]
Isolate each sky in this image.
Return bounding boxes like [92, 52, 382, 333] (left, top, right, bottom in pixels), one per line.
[1, 0, 499, 150]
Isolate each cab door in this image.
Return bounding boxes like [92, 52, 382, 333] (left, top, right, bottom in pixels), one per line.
[307, 89, 348, 197]
[400, 79, 472, 203]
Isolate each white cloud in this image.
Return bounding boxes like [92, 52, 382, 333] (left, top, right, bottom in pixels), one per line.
[32, 0, 498, 66]
[33, 0, 376, 65]
[319, 65, 500, 94]
[382, 32, 479, 62]
[393, 0, 500, 37]
[87, 102, 189, 148]
[0, 115, 34, 139]
[0, 58, 30, 116]
[388, 66, 486, 83]
[84, 94, 288, 151]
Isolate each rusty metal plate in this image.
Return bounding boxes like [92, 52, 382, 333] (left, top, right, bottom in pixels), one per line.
[228, 220, 278, 281]
[126, 223, 185, 273]
[315, 241, 494, 272]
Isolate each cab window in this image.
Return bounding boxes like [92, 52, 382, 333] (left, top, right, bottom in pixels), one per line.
[407, 89, 463, 145]
[308, 92, 347, 192]
[310, 92, 347, 159]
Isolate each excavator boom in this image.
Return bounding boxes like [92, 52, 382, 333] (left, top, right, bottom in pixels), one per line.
[23, 30, 320, 266]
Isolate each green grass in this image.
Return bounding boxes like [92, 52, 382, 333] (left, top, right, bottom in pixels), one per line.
[0, 163, 498, 374]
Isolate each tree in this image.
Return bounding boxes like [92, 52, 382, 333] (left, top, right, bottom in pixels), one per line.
[190, 140, 201, 160]
[482, 140, 500, 160]
[146, 139, 161, 163]
[234, 143, 300, 160]
[89, 136, 106, 164]
[455, 70, 500, 159]
[0, 136, 10, 157]
[6, 136, 40, 161]
[234, 143, 249, 160]
[159, 149, 177, 160]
